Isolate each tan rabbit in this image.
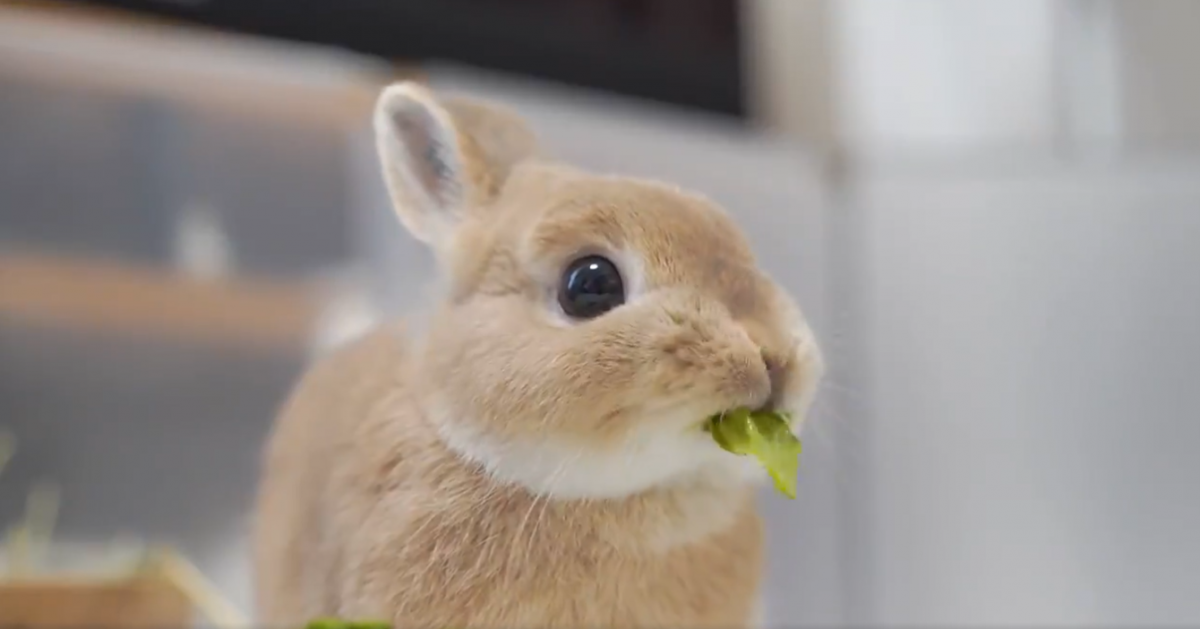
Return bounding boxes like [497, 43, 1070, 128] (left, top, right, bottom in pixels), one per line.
[253, 82, 824, 629]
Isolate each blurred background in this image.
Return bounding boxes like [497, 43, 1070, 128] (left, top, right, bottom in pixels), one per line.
[0, 0, 1198, 626]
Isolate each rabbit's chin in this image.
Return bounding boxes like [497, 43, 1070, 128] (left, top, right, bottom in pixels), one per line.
[433, 408, 769, 500]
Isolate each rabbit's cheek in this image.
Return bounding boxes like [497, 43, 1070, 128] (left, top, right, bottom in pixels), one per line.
[776, 319, 825, 434]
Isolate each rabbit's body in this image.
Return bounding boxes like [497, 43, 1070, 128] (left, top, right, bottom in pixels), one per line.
[256, 323, 763, 628]
[254, 83, 822, 629]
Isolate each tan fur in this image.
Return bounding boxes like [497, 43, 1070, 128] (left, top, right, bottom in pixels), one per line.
[254, 83, 823, 629]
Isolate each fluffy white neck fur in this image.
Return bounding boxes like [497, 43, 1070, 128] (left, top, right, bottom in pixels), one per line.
[432, 403, 767, 501]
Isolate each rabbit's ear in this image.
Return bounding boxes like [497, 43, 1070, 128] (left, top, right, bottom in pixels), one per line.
[373, 82, 479, 245]
[373, 82, 537, 246]
[440, 96, 539, 187]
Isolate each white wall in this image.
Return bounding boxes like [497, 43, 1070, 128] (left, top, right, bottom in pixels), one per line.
[748, 0, 1061, 153]
[747, 4, 1200, 623]
[1117, 0, 1200, 144]
[752, 0, 1200, 154]
[834, 0, 1059, 152]
[844, 159, 1200, 625]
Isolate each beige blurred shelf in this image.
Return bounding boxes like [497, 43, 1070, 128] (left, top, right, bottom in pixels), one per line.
[0, 251, 324, 351]
[0, 544, 247, 629]
[0, 0, 418, 130]
[0, 578, 192, 629]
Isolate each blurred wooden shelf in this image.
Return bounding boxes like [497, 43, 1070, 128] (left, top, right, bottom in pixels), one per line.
[0, 250, 324, 351]
[0, 544, 247, 629]
[0, 0, 420, 130]
[0, 578, 192, 629]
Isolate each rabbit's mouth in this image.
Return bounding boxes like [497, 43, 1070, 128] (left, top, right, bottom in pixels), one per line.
[695, 404, 800, 431]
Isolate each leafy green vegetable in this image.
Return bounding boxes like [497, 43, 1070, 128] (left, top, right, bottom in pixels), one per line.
[705, 408, 802, 499]
[306, 619, 391, 629]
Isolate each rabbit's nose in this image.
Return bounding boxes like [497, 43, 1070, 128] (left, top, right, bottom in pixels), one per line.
[754, 350, 787, 413]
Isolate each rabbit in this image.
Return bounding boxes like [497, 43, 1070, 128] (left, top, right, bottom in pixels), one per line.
[252, 81, 824, 629]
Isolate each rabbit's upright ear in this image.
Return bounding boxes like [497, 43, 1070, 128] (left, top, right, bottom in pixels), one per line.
[373, 82, 537, 246]
[440, 95, 539, 186]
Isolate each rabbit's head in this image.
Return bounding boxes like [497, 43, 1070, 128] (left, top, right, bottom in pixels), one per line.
[375, 83, 822, 500]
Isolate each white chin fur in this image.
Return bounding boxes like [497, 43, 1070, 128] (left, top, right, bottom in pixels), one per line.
[434, 409, 768, 500]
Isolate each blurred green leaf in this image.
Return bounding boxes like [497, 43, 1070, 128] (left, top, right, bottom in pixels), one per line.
[306, 618, 391, 629]
[705, 408, 802, 498]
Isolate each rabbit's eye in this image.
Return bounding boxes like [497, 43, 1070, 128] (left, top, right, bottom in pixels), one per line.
[558, 255, 625, 319]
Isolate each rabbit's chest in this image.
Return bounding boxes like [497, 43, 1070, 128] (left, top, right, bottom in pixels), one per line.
[478, 542, 764, 629]
[345, 498, 764, 629]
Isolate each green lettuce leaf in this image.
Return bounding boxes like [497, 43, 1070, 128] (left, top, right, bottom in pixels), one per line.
[705, 408, 802, 498]
[306, 619, 391, 629]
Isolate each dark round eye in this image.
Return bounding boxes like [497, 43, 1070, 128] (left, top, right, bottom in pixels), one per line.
[558, 255, 625, 319]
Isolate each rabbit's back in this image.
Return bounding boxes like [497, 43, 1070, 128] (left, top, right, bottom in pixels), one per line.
[253, 323, 410, 624]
